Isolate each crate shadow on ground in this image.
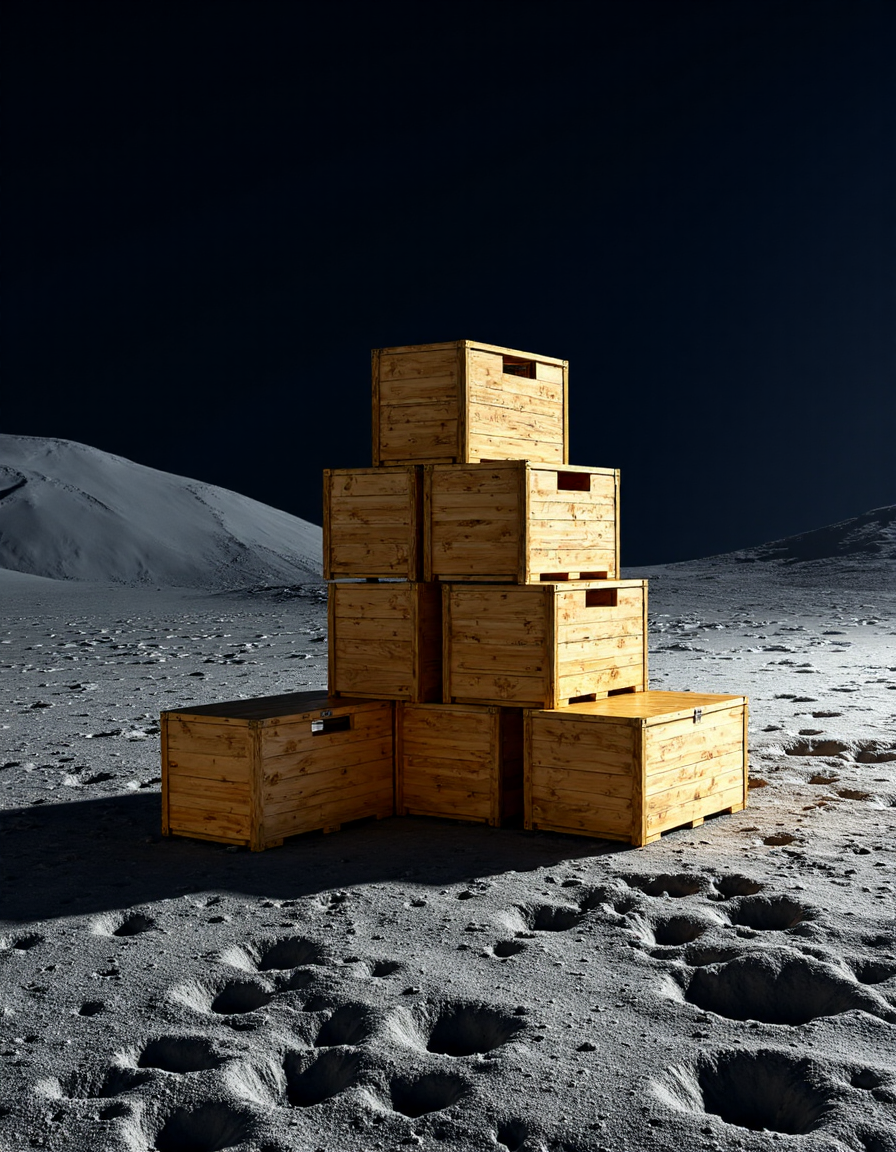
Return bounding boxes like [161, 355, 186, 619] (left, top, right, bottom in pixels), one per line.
[0, 792, 616, 922]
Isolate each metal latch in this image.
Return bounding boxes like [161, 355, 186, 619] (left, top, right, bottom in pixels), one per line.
[693, 708, 703, 723]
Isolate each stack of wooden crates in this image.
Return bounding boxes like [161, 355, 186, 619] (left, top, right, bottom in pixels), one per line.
[161, 339, 748, 851]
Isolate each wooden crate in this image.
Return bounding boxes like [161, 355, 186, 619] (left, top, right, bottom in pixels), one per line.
[396, 703, 523, 825]
[323, 466, 422, 580]
[424, 461, 619, 582]
[328, 581, 441, 702]
[161, 692, 394, 851]
[372, 339, 568, 466]
[443, 580, 647, 709]
[525, 691, 748, 846]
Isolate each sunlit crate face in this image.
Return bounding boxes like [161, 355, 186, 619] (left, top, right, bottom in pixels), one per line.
[425, 462, 619, 583]
[525, 691, 748, 846]
[372, 340, 568, 467]
[442, 580, 648, 710]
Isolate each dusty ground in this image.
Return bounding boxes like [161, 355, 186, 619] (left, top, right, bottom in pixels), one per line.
[1, 561, 894, 1152]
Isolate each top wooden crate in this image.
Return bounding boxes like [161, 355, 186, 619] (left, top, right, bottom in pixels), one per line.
[372, 340, 568, 466]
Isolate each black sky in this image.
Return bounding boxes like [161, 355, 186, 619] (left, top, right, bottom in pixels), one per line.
[3, 0, 894, 564]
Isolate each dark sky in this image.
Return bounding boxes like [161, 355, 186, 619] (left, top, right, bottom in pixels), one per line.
[3, 0, 895, 564]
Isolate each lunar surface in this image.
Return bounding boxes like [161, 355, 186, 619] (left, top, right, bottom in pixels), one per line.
[1, 468, 894, 1150]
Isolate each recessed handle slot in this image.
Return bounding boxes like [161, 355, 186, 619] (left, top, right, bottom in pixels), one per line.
[585, 588, 618, 608]
[502, 355, 535, 379]
[557, 471, 591, 492]
[311, 715, 352, 736]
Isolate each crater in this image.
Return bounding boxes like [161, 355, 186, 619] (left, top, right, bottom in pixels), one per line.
[62, 1065, 150, 1099]
[492, 940, 527, 958]
[425, 1003, 525, 1057]
[851, 1069, 885, 1090]
[712, 875, 763, 899]
[138, 1036, 223, 1074]
[625, 874, 704, 898]
[763, 834, 796, 846]
[153, 1102, 255, 1150]
[517, 903, 582, 932]
[370, 959, 402, 978]
[855, 743, 896, 764]
[683, 946, 744, 968]
[809, 774, 839, 785]
[389, 1072, 468, 1118]
[111, 913, 155, 937]
[10, 932, 43, 951]
[257, 937, 326, 971]
[684, 952, 884, 1025]
[496, 1119, 530, 1150]
[728, 896, 812, 931]
[652, 915, 709, 947]
[284, 1049, 361, 1107]
[785, 739, 850, 757]
[314, 1004, 376, 1047]
[837, 789, 872, 801]
[210, 982, 274, 1015]
[78, 1000, 105, 1017]
[656, 1049, 837, 1135]
[851, 959, 896, 985]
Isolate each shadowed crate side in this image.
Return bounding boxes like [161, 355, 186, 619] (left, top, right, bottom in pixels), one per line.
[396, 703, 524, 826]
[161, 692, 395, 850]
[323, 465, 423, 580]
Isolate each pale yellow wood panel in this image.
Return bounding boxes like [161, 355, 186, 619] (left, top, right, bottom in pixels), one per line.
[264, 760, 392, 813]
[528, 795, 631, 833]
[466, 433, 564, 462]
[527, 469, 615, 495]
[264, 740, 393, 785]
[533, 765, 634, 799]
[377, 378, 458, 405]
[646, 723, 744, 769]
[430, 495, 520, 518]
[468, 383, 564, 416]
[328, 472, 414, 497]
[167, 726, 249, 760]
[647, 765, 745, 812]
[528, 740, 634, 776]
[429, 465, 521, 494]
[535, 362, 564, 383]
[646, 709, 744, 744]
[555, 617, 643, 644]
[333, 587, 414, 618]
[167, 775, 250, 807]
[646, 784, 744, 835]
[647, 748, 745, 794]
[448, 672, 545, 704]
[379, 350, 458, 379]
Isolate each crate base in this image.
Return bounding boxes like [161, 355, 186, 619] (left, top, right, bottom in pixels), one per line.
[526, 802, 745, 848]
[163, 810, 390, 852]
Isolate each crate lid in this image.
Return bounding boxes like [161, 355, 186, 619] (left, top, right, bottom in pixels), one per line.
[162, 691, 391, 724]
[534, 690, 746, 725]
[375, 339, 567, 366]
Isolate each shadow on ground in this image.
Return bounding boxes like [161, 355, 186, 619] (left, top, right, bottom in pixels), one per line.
[0, 794, 617, 922]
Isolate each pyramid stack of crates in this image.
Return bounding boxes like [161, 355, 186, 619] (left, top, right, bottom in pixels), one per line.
[161, 339, 748, 851]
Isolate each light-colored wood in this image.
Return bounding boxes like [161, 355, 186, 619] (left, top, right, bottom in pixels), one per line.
[329, 582, 441, 702]
[525, 691, 748, 846]
[395, 703, 523, 826]
[443, 581, 647, 708]
[324, 466, 422, 580]
[373, 340, 568, 466]
[426, 462, 619, 582]
[161, 693, 394, 850]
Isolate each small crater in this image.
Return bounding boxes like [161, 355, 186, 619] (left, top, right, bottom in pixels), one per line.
[210, 982, 273, 1015]
[852, 1069, 885, 1090]
[652, 915, 709, 947]
[492, 940, 527, 958]
[855, 743, 896, 764]
[99, 1102, 130, 1120]
[657, 1049, 836, 1134]
[837, 789, 872, 801]
[749, 777, 769, 789]
[518, 903, 582, 932]
[11, 932, 43, 951]
[728, 896, 811, 931]
[63, 1066, 150, 1099]
[851, 959, 896, 985]
[684, 952, 880, 1025]
[78, 1000, 105, 1017]
[284, 1049, 360, 1107]
[425, 1003, 525, 1057]
[314, 1004, 376, 1047]
[496, 1119, 530, 1150]
[763, 834, 796, 846]
[138, 1036, 223, 1073]
[809, 774, 839, 785]
[258, 937, 326, 971]
[785, 739, 850, 757]
[625, 874, 704, 898]
[712, 875, 763, 899]
[683, 946, 743, 967]
[389, 1072, 468, 1118]
[153, 1102, 255, 1150]
[371, 960, 402, 978]
[112, 914, 155, 937]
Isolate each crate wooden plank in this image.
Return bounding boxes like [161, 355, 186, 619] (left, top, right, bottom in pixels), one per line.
[162, 695, 394, 850]
[525, 691, 748, 846]
[373, 340, 568, 466]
